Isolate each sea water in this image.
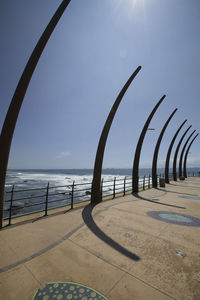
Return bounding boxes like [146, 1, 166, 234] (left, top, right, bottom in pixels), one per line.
[6, 167, 199, 189]
[5, 168, 161, 189]
[4, 168, 199, 218]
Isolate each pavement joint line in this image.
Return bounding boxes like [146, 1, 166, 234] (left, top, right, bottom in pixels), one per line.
[72, 231, 176, 300]
[68, 237, 129, 269]
[1, 179, 199, 299]
[23, 263, 43, 287]
[124, 269, 177, 300]
[156, 223, 169, 238]
[67, 239, 151, 296]
[68, 223, 171, 298]
[1, 180, 199, 297]
[102, 198, 138, 209]
[105, 272, 127, 296]
[111, 206, 140, 214]
[0, 221, 85, 273]
[0, 197, 137, 273]
[68, 238, 138, 282]
[1, 234, 22, 264]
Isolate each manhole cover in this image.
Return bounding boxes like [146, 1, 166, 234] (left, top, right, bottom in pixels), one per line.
[33, 282, 108, 300]
[147, 211, 200, 226]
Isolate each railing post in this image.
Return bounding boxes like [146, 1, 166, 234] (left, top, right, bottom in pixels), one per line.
[143, 175, 145, 190]
[113, 177, 116, 199]
[44, 182, 49, 216]
[123, 176, 126, 196]
[71, 181, 75, 209]
[100, 178, 104, 201]
[91, 180, 94, 202]
[8, 184, 14, 226]
[148, 174, 150, 189]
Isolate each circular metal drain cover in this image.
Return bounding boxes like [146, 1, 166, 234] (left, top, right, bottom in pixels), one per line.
[175, 250, 185, 258]
[147, 211, 200, 226]
[124, 233, 132, 238]
[33, 282, 108, 300]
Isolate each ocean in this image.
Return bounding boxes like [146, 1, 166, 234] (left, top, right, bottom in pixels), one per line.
[5, 167, 199, 189]
[4, 167, 199, 219]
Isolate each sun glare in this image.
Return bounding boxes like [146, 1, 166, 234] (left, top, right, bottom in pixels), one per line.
[130, 0, 146, 11]
[131, 0, 139, 9]
[125, 0, 147, 23]
[116, 0, 146, 15]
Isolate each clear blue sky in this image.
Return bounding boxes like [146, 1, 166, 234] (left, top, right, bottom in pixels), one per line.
[0, 0, 199, 169]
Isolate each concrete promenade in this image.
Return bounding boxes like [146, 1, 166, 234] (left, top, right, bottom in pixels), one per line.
[0, 177, 200, 299]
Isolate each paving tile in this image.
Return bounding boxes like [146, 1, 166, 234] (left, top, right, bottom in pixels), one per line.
[0, 209, 84, 264]
[25, 239, 124, 296]
[129, 237, 200, 300]
[107, 273, 172, 300]
[0, 265, 41, 300]
[0, 177, 200, 300]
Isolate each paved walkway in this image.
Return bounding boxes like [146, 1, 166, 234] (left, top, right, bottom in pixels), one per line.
[0, 177, 200, 299]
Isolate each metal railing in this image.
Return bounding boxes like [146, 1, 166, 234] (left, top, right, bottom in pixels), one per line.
[3, 171, 199, 226]
[4, 175, 153, 225]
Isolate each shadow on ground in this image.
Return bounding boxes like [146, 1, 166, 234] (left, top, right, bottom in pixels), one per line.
[156, 187, 197, 196]
[134, 193, 185, 209]
[82, 204, 140, 261]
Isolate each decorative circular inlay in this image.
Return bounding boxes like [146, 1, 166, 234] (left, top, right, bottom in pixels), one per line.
[159, 213, 192, 223]
[180, 195, 200, 200]
[147, 211, 200, 226]
[33, 282, 108, 300]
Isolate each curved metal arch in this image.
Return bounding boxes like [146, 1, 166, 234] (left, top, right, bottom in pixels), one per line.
[152, 108, 177, 188]
[172, 125, 192, 181]
[91, 66, 142, 204]
[165, 120, 187, 184]
[178, 130, 196, 178]
[132, 95, 166, 193]
[0, 0, 72, 228]
[183, 133, 199, 178]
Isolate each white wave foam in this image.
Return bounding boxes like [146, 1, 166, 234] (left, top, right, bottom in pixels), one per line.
[6, 170, 129, 191]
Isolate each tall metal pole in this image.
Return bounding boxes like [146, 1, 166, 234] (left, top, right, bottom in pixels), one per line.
[152, 108, 177, 188]
[183, 133, 199, 178]
[132, 95, 166, 193]
[178, 130, 196, 178]
[165, 120, 187, 183]
[0, 0, 71, 228]
[172, 125, 192, 181]
[91, 66, 142, 204]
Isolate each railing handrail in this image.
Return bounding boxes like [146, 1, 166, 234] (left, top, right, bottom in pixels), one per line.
[5, 177, 132, 194]
[3, 172, 199, 227]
